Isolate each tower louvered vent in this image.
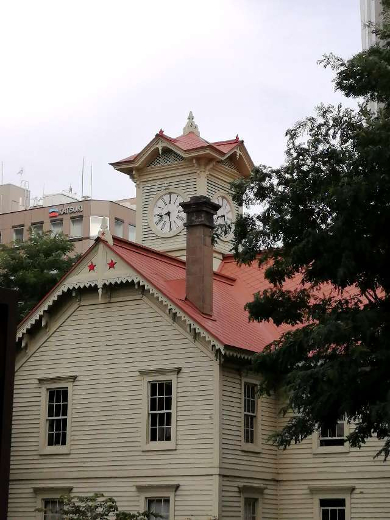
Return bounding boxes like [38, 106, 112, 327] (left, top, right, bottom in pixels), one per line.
[220, 158, 239, 172]
[148, 150, 184, 167]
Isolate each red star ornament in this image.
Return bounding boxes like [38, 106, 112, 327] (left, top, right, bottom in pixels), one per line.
[88, 261, 96, 272]
[107, 259, 117, 270]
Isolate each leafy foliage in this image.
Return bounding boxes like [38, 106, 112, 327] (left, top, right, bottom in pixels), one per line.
[37, 494, 158, 520]
[232, 2, 390, 458]
[0, 230, 79, 320]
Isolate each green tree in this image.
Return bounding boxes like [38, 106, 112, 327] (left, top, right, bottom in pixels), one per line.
[37, 494, 157, 520]
[0, 230, 79, 320]
[232, 1, 390, 458]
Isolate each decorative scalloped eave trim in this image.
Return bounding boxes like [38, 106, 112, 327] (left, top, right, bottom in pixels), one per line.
[224, 347, 254, 360]
[17, 279, 98, 339]
[17, 274, 225, 355]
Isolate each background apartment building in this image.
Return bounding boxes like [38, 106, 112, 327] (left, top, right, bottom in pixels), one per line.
[0, 183, 136, 254]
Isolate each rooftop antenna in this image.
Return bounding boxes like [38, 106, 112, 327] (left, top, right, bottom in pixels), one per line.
[90, 162, 93, 199]
[17, 168, 24, 185]
[81, 157, 85, 198]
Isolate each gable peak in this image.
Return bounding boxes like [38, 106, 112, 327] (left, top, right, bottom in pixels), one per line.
[98, 216, 113, 245]
[183, 111, 200, 137]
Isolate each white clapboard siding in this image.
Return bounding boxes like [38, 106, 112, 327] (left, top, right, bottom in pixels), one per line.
[278, 478, 390, 519]
[8, 289, 218, 518]
[221, 366, 278, 477]
[277, 409, 390, 480]
[221, 477, 278, 520]
[8, 476, 216, 520]
[206, 173, 240, 255]
[141, 166, 197, 250]
[277, 407, 390, 518]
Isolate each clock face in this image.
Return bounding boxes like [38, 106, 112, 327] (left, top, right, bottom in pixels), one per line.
[215, 195, 233, 231]
[153, 192, 185, 234]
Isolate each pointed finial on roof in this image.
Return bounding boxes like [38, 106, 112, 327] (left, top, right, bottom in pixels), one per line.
[235, 134, 239, 142]
[159, 129, 164, 135]
[183, 111, 200, 136]
[98, 216, 113, 245]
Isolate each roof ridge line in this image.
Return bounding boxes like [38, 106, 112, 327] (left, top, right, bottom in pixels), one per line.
[113, 237, 236, 282]
[112, 236, 187, 266]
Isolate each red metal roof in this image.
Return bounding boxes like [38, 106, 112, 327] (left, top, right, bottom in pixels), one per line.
[112, 132, 241, 165]
[105, 238, 283, 353]
[18, 237, 289, 354]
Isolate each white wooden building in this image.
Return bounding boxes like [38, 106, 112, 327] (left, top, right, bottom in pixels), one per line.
[8, 115, 390, 520]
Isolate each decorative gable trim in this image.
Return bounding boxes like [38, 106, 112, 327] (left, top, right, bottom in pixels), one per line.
[219, 157, 239, 173]
[147, 149, 184, 168]
[17, 246, 225, 356]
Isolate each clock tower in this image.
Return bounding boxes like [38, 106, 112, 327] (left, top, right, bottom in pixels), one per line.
[110, 113, 254, 266]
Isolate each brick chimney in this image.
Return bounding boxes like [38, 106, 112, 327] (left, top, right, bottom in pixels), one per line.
[180, 196, 220, 316]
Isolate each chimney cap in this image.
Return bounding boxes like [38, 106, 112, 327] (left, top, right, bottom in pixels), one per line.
[180, 196, 220, 229]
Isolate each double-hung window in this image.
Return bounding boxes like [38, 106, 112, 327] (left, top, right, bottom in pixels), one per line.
[309, 485, 353, 520]
[139, 368, 180, 451]
[242, 379, 261, 451]
[39, 376, 76, 454]
[33, 487, 72, 520]
[314, 420, 349, 453]
[320, 422, 346, 447]
[46, 388, 68, 447]
[244, 498, 257, 520]
[137, 484, 179, 520]
[320, 498, 346, 520]
[149, 380, 172, 442]
[147, 498, 170, 519]
[239, 485, 265, 520]
[43, 498, 64, 520]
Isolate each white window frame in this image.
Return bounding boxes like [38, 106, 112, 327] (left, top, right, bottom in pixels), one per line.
[313, 420, 350, 454]
[13, 225, 24, 242]
[33, 486, 72, 520]
[114, 218, 124, 238]
[239, 485, 266, 520]
[90, 216, 106, 238]
[309, 485, 354, 520]
[50, 219, 63, 236]
[128, 224, 136, 242]
[241, 377, 262, 453]
[38, 376, 77, 455]
[31, 222, 44, 236]
[139, 368, 180, 451]
[70, 216, 83, 238]
[136, 484, 179, 520]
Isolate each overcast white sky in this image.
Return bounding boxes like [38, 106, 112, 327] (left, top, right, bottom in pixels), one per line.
[0, 0, 362, 202]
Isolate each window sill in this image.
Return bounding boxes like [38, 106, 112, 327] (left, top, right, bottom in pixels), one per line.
[142, 441, 176, 452]
[241, 442, 262, 454]
[39, 446, 71, 455]
[313, 445, 350, 455]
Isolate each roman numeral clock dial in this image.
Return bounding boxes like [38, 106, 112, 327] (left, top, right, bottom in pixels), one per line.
[152, 192, 185, 236]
